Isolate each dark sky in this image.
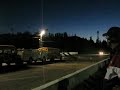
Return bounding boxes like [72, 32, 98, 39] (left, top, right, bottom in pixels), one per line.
[1, 0, 120, 41]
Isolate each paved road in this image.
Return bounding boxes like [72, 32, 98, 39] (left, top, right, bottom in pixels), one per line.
[0, 55, 108, 90]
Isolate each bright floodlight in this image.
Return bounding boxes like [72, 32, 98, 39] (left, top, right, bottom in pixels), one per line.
[40, 30, 45, 37]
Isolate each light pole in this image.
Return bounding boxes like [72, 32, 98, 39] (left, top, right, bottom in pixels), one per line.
[39, 30, 45, 47]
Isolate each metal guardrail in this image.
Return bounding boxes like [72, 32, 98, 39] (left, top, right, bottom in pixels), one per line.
[32, 58, 109, 90]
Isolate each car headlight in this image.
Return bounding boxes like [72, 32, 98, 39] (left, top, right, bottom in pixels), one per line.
[99, 51, 104, 55]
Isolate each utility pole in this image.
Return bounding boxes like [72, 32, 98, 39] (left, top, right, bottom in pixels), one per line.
[96, 31, 99, 43]
[97, 31, 99, 41]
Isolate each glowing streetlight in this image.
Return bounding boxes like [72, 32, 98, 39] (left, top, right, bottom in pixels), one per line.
[39, 30, 46, 47]
[40, 30, 45, 40]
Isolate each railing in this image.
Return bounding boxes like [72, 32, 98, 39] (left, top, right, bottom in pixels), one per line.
[32, 58, 109, 90]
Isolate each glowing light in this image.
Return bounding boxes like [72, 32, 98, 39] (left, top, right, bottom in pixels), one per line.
[40, 30, 45, 37]
[99, 51, 104, 55]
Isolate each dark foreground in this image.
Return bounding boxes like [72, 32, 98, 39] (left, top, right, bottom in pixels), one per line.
[73, 66, 120, 90]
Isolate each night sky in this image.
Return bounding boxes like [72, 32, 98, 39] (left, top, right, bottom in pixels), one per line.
[1, 0, 120, 41]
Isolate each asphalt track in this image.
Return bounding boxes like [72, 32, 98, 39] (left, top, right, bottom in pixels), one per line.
[0, 55, 108, 90]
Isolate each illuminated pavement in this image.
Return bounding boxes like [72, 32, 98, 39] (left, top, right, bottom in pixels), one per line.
[0, 55, 108, 90]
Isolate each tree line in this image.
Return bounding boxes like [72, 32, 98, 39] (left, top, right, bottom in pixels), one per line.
[0, 31, 110, 53]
